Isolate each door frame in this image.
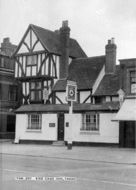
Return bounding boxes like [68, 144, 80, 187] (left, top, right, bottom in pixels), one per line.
[57, 113, 64, 141]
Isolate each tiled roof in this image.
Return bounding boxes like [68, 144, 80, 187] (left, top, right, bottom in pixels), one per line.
[31, 24, 87, 58]
[16, 102, 119, 113]
[94, 65, 120, 96]
[53, 79, 67, 91]
[53, 56, 105, 91]
[74, 102, 119, 111]
[0, 51, 8, 57]
[16, 104, 69, 113]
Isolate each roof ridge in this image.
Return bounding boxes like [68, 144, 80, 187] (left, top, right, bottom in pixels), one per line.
[24, 23, 87, 58]
[74, 55, 105, 61]
[30, 24, 59, 36]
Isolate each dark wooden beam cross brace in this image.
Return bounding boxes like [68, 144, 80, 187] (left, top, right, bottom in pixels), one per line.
[15, 58, 25, 77]
[50, 55, 57, 78]
[23, 42, 31, 52]
[38, 54, 49, 75]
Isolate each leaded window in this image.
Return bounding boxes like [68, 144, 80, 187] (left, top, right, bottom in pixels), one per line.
[30, 81, 42, 102]
[28, 114, 42, 130]
[81, 113, 99, 131]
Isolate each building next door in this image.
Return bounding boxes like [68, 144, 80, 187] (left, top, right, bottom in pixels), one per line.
[119, 121, 136, 148]
[57, 113, 64, 141]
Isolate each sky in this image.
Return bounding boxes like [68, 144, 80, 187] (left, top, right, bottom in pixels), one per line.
[0, 0, 136, 62]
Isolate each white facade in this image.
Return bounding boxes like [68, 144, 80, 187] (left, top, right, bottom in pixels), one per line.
[15, 114, 58, 141]
[65, 113, 119, 143]
[15, 112, 119, 144]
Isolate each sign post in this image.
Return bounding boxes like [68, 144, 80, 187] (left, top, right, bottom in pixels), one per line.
[66, 80, 77, 149]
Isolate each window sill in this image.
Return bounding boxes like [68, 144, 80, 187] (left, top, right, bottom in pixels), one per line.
[26, 129, 42, 133]
[80, 131, 100, 135]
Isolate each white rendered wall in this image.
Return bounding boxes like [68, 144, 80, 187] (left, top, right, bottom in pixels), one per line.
[65, 113, 119, 143]
[15, 112, 119, 144]
[15, 114, 58, 141]
[80, 91, 91, 103]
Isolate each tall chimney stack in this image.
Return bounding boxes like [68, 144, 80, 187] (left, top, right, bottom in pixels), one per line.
[59, 20, 70, 79]
[1, 37, 16, 56]
[105, 38, 117, 74]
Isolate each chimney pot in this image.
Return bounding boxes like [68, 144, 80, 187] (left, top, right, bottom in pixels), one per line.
[111, 37, 115, 44]
[108, 39, 111, 44]
[3, 37, 10, 43]
[62, 20, 68, 28]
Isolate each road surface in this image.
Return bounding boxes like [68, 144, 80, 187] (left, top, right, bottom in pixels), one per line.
[0, 153, 136, 190]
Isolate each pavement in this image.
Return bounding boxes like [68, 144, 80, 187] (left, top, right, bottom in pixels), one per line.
[0, 140, 136, 165]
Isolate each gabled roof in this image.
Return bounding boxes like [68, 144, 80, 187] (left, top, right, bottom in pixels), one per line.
[94, 65, 120, 96]
[14, 24, 87, 58]
[53, 55, 105, 91]
[32, 24, 87, 58]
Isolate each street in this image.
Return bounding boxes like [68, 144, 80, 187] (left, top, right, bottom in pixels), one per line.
[1, 149, 136, 190]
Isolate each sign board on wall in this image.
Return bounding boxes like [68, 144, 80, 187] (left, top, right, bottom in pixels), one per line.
[66, 80, 77, 102]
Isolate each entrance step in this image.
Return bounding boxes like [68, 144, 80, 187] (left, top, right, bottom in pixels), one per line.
[52, 141, 65, 146]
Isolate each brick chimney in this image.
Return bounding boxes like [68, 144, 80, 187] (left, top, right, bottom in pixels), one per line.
[105, 38, 117, 74]
[1, 37, 16, 56]
[59, 20, 70, 79]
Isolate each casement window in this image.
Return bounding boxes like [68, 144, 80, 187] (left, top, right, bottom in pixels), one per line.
[28, 114, 42, 130]
[27, 55, 37, 66]
[30, 81, 42, 102]
[81, 113, 99, 131]
[130, 71, 136, 94]
[8, 85, 17, 101]
[95, 96, 105, 104]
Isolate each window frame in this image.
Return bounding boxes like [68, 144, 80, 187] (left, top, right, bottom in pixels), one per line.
[81, 113, 99, 132]
[26, 55, 37, 66]
[130, 70, 136, 94]
[8, 85, 17, 101]
[27, 114, 42, 131]
[30, 81, 43, 102]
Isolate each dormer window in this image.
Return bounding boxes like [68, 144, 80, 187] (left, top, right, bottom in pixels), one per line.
[130, 71, 136, 94]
